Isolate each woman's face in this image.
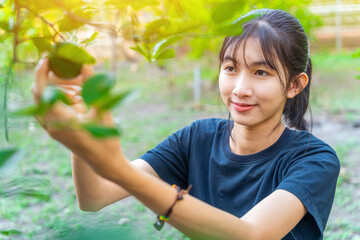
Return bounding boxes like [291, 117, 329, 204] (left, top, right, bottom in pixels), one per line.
[219, 38, 287, 129]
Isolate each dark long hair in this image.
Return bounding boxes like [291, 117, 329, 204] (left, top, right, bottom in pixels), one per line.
[219, 9, 312, 131]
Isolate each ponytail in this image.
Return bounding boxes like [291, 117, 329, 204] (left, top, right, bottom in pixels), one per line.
[283, 58, 312, 131]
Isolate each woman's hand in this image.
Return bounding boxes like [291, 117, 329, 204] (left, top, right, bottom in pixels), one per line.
[31, 59, 129, 180]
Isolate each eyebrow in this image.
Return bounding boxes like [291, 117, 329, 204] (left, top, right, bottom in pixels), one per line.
[223, 56, 271, 68]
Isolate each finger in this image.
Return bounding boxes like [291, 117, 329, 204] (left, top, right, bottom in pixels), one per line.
[81, 65, 94, 81]
[71, 101, 88, 115]
[68, 95, 85, 106]
[32, 58, 50, 103]
[48, 71, 83, 86]
[46, 101, 76, 122]
[85, 108, 115, 126]
[57, 85, 82, 94]
[55, 86, 77, 96]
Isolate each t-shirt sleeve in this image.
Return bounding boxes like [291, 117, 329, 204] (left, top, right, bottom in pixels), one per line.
[276, 146, 340, 239]
[139, 123, 194, 189]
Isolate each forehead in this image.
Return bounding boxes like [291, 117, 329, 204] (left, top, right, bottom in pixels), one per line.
[223, 37, 265, 63]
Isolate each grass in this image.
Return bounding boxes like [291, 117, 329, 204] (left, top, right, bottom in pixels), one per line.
[310, 51, 360, 113]
[1, 50, 360, 239]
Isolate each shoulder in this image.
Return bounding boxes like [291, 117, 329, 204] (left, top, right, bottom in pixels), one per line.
[277, 130, 341, 236]
[287, 129, 338, 161]
[281, 129, 340, 181]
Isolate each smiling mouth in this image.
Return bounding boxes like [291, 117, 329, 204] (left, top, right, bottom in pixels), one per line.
[232, 102, 256, 112]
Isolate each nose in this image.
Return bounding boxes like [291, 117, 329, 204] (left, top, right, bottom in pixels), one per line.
[232, 73, 252, 98]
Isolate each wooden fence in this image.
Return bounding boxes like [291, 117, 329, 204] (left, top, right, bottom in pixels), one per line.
[309, 0, 360, 50]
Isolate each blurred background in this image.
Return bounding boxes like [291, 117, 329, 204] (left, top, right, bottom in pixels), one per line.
[1, 0, 360, 239]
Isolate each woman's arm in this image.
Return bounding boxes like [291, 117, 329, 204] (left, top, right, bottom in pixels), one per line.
[72, 155, 159, 212]
[31, 59, 162, 212]
[32, 60, 307, 239]
[108, 159, 307, 240]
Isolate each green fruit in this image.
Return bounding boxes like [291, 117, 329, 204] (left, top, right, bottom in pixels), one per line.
[49, 56, 82, 79]
[48, 42, 95, 79]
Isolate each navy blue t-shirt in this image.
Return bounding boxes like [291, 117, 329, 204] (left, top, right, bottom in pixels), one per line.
[140, 118, 340, 239]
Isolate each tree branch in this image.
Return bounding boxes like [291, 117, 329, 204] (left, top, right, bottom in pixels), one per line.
[54, 0, 118, 37]
[35, 13, 66, 41]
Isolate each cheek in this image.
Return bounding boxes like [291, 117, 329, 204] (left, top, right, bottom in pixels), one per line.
[218, 73, 233, 96]
[255, 80, 285, 103]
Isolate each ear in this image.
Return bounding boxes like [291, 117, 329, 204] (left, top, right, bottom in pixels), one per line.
[287, 73, 309, 99]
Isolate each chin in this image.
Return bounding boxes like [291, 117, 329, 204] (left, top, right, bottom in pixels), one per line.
[230, 115, 255, 126]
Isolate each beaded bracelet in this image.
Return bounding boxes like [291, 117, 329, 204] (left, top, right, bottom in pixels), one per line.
[153, 184, 192, 231]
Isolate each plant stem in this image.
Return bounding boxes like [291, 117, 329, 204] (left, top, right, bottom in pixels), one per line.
[3, 59, 14, 143]
[2, 4, 21, 142]
[54, 0, 117, 36]
[35, 14, 66, 41]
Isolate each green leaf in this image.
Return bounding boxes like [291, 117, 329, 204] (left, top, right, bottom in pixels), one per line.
[59, 15, 85, 32]
[152, 36, 182, 60]
[12, 87, 72, 116]
[58, 8, 95, 32]
[20, 189, 51, 201]
[0, 148, 23, 175]
[155, 48, 175, 61]
[0, 229, 22, 236]
[17, 0, 58, 11]
[82, 73, 115, 106]
[42, 86, 71, 106]
[211, 0, 245, 23]
[53, 42, 96, 65]
[0, 20, 9, 32]
[9, 87, 71, 117]
[8, 105, 39, 117]
[32, 37, 53, 53]
[144, 18, 171, 39]
[106, 0, 159, 11]
[212, 9, 270, 36]
[234, 9, 270, 25]
[130, 46, 146, 57]
[130, 43, 150, 61]
[129, 0, 159, 11]
[96, 90, 133, 110]
[1, 176, 51, 200]
[356, 75, 360, 80]
[82, 123, 121, 138]
[80, 32, 99, 46]
[212, 22, 244, 36]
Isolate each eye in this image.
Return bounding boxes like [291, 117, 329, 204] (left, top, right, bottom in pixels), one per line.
[224, 65, 236, 73]
[255, 70, 269, 77]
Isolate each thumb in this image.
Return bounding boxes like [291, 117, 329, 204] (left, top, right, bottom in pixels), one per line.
[32, 58, 50, 104]
[81, 65, 94, 82]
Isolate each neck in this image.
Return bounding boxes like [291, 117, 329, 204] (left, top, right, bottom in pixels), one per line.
[229, 122, 285, 155]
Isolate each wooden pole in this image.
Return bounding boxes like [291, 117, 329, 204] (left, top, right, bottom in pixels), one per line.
[336, 0, 342, 51]
[193, 65, 201, 110]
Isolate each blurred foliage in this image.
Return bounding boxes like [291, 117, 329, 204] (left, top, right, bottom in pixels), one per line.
[0, 0, 318, 68]
[0, 0, 319, 139]
[353, 47, 360, 80]
[0, 147, 22, 175]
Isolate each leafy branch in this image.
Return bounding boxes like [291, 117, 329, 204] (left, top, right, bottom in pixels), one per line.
[35, 13, 66, 41]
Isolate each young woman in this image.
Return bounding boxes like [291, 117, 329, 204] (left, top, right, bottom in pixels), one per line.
[32, 9, 340, 240]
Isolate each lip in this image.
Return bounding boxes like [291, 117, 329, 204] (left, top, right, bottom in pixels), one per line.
[232, 102, 256, 112]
